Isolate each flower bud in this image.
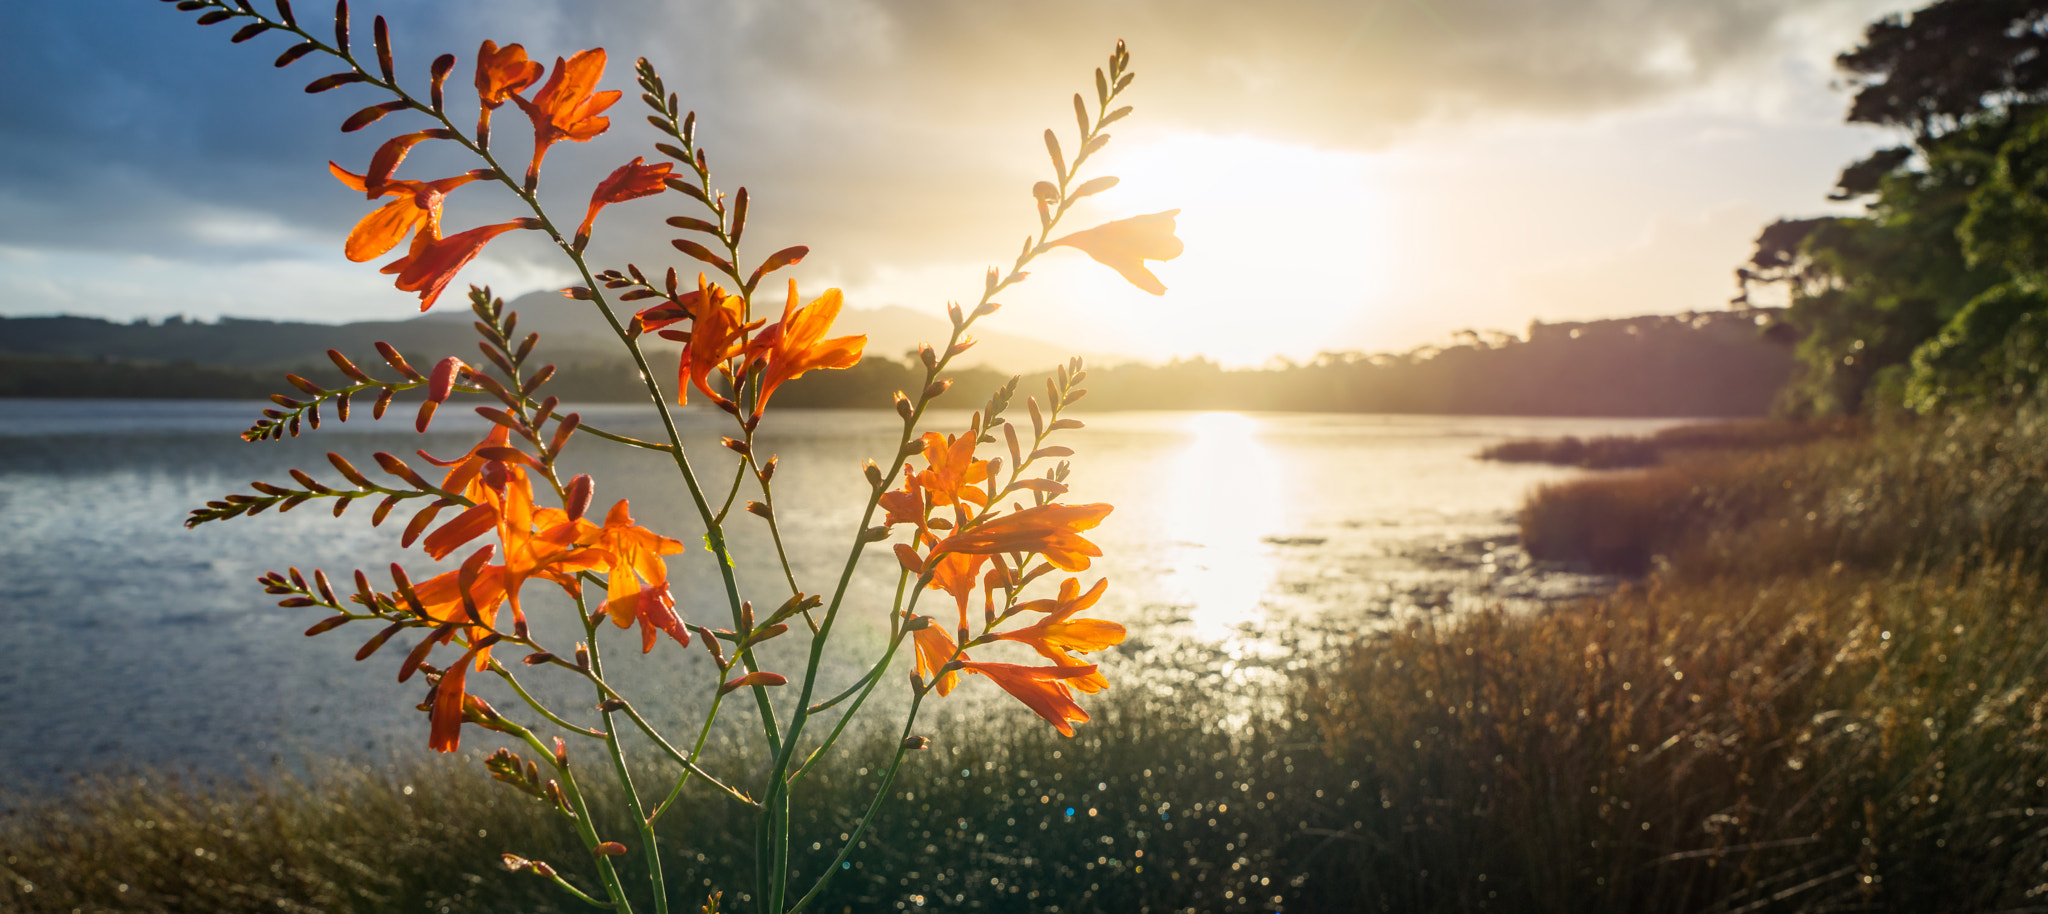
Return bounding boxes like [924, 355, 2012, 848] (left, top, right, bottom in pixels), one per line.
[427, 356, 466, 404]
[564, 475, 594, 521]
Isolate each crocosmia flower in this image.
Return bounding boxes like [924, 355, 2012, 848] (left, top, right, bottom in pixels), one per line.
[475, 40, 543, 109]
[960, 660, 1098, 737]
[913, 431, 990, 509]
[576, 157, 674, 247]
[330, 163, 491, 263]
[592, 500, 690, 653]
[1047, 209, 1184, 295]
[383, 219, 538, 311]
[514, 48, 622, 186]
[745, 281, 865, 416]
[998, 577, 1122, 693]
[934, 503, 1114, 571]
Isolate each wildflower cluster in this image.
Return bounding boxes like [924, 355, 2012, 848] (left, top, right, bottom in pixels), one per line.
[168, 2, 1178, 911]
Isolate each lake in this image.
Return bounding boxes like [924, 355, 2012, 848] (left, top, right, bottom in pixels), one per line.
[0, 399, 1675, 785]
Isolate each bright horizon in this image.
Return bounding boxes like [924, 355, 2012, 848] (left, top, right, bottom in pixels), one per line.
[0, 1, 1910, 367]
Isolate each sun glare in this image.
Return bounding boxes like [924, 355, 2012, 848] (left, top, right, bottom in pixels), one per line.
[1162, 412, 1282, 640]
[1021, 133, 1399, 366]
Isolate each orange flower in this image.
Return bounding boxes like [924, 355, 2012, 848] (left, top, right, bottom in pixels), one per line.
[382, 219, 538, 311]
[913, 432, 990, 509]
[744, 282, 865, 416]
[960, 660, 1097, 736]
[933, 503, 1114, 571]
[330, 164, 493, 263]
[416, 427, 520, 558]
[632, 285, 703, 337]
[417, 446, 607, 631]
[412, 559, 510, 633]
[673, 276, 758, 407]
[997, 577, 1122, 693]
[1046, 210, 1184, 295]
[489, 468, 607, 628]
[592, 500, 690, 653]
[513, 49, 621, 187]
[476, 41, 543, 107]
[575, 157, 673, 248]
[878, 465, 927, 529]
[911, 614, 1102, 736]
[928, 550, 989, 628]
[428, 644, 483, 752]
[422, 426, 515, 502]
[356, 129, 465, 198]
[912, 622, 964, 696]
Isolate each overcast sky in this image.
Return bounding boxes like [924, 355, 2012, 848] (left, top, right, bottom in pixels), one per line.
[1, 0, 1914, 364]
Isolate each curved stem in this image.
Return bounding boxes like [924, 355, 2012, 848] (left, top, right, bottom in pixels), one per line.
[578, 668, 759, 809]
[646, 688, 729, 826]
[491, 659, 608, 739]
[502, 718, 634, 913]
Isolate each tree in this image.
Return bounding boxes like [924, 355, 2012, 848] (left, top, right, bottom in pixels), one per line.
[1839, 1, 2048, 138]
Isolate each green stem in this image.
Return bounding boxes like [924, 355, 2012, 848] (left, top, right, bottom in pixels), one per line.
[581, 593, 670, 914]
[647, 689, 729, 825]
[793, 629, 909, 782]
[543, 870, 618, 909]
[784, 691, 928, 914]
[579, 669, 759, 808]
[503, 718, 634, 913]
[491, 660, 608, 739]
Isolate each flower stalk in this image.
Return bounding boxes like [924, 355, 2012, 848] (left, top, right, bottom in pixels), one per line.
[171, 4, 1174, 910]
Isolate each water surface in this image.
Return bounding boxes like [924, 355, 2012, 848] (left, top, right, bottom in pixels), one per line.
[0, 399, 1672, 783]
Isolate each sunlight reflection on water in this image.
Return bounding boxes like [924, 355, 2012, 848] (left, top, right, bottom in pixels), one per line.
[1164, 413, 1282, 641]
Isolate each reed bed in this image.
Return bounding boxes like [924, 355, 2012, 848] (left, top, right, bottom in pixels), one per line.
[1482, 419, 1859, 470]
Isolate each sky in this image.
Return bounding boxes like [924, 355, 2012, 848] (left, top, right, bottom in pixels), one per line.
[0, 0, 1918, 366]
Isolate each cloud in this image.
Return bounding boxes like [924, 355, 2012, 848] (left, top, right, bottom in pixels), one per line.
[0, 0, 1910, 326]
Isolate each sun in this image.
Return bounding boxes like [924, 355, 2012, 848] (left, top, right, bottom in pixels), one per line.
[1019, 131, 1401, 366]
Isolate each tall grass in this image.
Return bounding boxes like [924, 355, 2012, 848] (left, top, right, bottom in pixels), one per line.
[12, 407, 2048, 912]
[1521, 408, 2048, 576]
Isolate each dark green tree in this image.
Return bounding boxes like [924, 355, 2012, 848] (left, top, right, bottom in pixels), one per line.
[1745, 1, 2048, 415]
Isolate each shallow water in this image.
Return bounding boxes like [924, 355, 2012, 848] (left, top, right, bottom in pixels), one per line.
[0, 399, 1672, 784]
